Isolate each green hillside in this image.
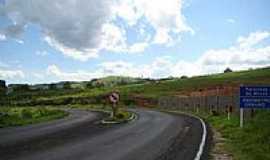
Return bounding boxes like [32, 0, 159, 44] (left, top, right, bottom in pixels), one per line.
[3, 67, 270, 106]
[127, 67, 270, 98]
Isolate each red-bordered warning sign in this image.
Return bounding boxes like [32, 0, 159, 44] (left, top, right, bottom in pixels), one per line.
[109, 92, 120, 104]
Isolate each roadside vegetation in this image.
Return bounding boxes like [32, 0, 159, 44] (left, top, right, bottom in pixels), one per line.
[0, 107, 68, 128]
[68, 104, 134, 124]
[67, 104, 112, 111]
[103, 109, 134, 123]
[3, 67, 270, 107]
[205, 111, 270, 160]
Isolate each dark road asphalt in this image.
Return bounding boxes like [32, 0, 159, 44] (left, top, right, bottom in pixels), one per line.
[0, 109, 208, 160]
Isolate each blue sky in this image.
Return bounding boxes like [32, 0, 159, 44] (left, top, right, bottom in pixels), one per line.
[0, 0, 270, 84]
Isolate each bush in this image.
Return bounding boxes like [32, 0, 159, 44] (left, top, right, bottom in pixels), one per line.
[0, 107, 68, 128]
[116, 112, 125, 119]
[21, 109, 33, 118]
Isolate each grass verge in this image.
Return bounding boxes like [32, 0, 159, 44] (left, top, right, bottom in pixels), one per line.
[0, 106, 68, 128]
[206, 111, 270, 160]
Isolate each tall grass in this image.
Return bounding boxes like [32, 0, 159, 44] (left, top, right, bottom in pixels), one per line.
[0, 107, 68, 128]
[206, 110, 270, 160]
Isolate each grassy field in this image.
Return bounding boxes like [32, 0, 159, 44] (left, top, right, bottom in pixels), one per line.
[120, 67, 270, 98]
[0, 107, 68, 128]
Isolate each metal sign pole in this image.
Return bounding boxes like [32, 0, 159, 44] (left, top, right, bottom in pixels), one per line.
[240, 108, 244, 128]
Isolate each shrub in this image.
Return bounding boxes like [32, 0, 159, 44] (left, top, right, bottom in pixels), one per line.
[21, 109, 33, 119]
[116, 112, 125, 119]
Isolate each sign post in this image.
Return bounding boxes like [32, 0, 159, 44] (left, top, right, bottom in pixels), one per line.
[109, 91, 120, 117]
[240, 108, 244, 128]
[227, 106, 232, 121]
[239, 86, 270, 128]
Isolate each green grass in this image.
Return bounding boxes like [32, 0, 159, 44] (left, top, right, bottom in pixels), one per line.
[67, 104, 113, 111]
[127, 67, 270, 98]
[104, 109, 133, 122]
[0, 107, 68, 128]
[68, 104, 133, 122]
[201, 111, 270, 160]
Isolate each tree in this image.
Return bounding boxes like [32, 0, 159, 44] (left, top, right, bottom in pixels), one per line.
[224, 67, 233, 73]
[0, 80, 7, 95]
[49, 84, 57, 90]
[63, 82, 71, 89]
[180, 75, 188, 79]
[86, 82, 93, 89]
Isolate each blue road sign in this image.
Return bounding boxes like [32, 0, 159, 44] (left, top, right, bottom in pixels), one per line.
[240, 86, 270, 108]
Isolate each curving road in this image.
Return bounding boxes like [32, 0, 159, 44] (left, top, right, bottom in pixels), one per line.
[0, 108, 209, 160]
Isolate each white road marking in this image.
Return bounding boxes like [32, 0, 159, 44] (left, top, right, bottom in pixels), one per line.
[194, 116, 207, 160]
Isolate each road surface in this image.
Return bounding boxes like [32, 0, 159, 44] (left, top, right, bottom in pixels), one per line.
[0, 108, 209, 160]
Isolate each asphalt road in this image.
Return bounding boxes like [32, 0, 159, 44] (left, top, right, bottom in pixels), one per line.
[0, 108, 208, 160]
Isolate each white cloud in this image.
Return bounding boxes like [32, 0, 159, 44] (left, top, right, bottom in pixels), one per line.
[0, 69, 24, 79]
[113, 0, 193, 45]
[128, 42, 149, 53]
[11, 30, 270, 82]
[226, 18, 236, 24]
[100, 23, 127, 53]
[46, 29, 270, 81]
[15, 39, 24, 44]
[46, 58, 175, 81]
[44, 36, 99, 61]
[1, 0, 193, 61]
[196, 31, 270, 74]
[0, 34, 6, 41]
[36, 50, 49, 56]
[46, 65, 103, 81]
[0, 61, 25, 81]
[1, 0, 112, 61]
[237, 31, 270, 49]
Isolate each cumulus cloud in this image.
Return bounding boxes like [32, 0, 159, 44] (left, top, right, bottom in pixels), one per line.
[196, 31, 270, 74]
[113, 0, 193, 45]
[46, 58, 174, 81]
[237, 31, 270, 49]
[0, 60, 24, 80]
[46, 65, 103, 81]
[0, 0, 192, 61]
[0, 68, 24, 79]
[47, 30, 270, 81]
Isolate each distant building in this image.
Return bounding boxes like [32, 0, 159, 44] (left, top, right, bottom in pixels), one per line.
[180, 75, 188, 79]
